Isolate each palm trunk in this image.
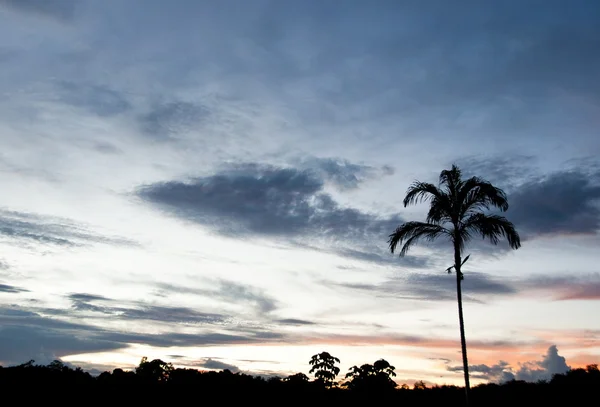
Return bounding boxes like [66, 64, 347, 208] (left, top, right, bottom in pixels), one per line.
[455, 248, 471, 406]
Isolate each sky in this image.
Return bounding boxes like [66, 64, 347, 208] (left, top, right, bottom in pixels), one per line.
[0, 0, 599, 385]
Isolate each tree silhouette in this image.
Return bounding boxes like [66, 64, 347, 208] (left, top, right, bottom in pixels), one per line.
[135, 357, 174, 383]
[284, 372, 310, 384]
[388, 164, 521, 406]
[344, 359, 397, 393]
[1, 356, 600, 405]
[309, 352, 340, 388]
[413, 380, 427, 390]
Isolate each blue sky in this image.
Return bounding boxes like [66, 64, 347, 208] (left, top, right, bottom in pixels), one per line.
[0, 0, 599, 384]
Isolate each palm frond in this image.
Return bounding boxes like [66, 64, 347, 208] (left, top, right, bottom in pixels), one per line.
[439, 164, 463, 197]
[388, 221, 450, 256]
[426, 194, 453, 224]
[403, 181, 445, 207]
[458, 176, 509, 216]
[460, 213, 521, 249]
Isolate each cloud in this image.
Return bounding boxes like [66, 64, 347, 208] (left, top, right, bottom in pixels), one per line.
[523, 274, 600, 301]
[447, 345, 570, 383]
[509, 170, 600, 237]
[96, 330, 285, 349]
[0, 0, 78, 22]
[515, 345, 570, 382]
[65, 293, 228, 325]
[297, 331, 540, 351]
[296, 156, 394, 190]
[0, 304, 287, 366]
[69, 293, 110, 302]
[448, 360, 515, 383]
[0, 209, 139, 249]
[435, 159, 600, 242]
[0, 283, 29, 293]
[0, 307, 126, 366]
[56, 81, 132, 117]
[136, 163, 404, 262]
[275, 318, 315, 326]
[457, 154, 538, 190]
[139, 101, 210, 140]
[455, 157, 600, 239]
[193, 358, 241, 373]
[332, 271, 516, 303]
[334, 247, 430, 268]
[154, 279, 279, 314]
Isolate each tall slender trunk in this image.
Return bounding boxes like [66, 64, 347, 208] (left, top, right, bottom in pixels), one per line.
[455, 246, 471, 406]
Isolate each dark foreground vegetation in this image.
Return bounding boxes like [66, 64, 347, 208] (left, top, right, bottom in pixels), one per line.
[1, 354, 598, 406]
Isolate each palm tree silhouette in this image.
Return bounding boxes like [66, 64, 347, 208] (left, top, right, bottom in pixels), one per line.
[388, 164, 521, 406]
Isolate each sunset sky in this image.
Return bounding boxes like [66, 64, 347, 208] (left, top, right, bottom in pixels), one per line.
[0, 0, 599, 385]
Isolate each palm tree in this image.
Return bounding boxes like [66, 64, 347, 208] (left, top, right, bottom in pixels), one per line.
[388, 164, 521, 406]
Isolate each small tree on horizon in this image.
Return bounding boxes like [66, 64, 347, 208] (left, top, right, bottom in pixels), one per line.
[135, 357, 174, 383]
[309, 352, 341, 388]
[344, 358, 397, 392]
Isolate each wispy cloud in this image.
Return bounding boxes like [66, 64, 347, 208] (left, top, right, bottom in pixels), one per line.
[56, 81, 132, 117]
[0, 304, 285, 366]
[154, 280, 279, 314]
[0, 209, 139, 249]
[294, 156, 394, 190]
[139, 100, 210, 140]
[0, 283, 29, 293]
[65, 292, 228, 325]
[523, 273, 600, 301]
[328, 271, 516, 303]
[0, 0, 78, 22]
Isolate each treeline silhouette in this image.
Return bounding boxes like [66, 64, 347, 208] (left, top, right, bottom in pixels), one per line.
[1, 354, 598, 406]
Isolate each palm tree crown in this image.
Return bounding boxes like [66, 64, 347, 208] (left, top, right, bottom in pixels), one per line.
[388, 164, 521, 257]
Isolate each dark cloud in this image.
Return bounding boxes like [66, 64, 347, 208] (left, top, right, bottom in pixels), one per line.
[332, 271, 516, 303]
[448, 360, 515, 383]
[137, 163, 404, 263]
[0, 283, 29, 293]
[0, 209, 139, 249]
[193, 358, 241, 373]
[139, 101, 210, 139]
[509, 170, 600, 236]
[516, 345, 570, 382]
[118, 306, 225, 325]
[0, 304, 287, 366]
[57, 81, 131, 117]
[0, 306, 125, 366]
[68, 293, 110, 302]
[425, 159, 600, 242]
[447, 345, 570, 383]
[0, 0, 78, 22]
